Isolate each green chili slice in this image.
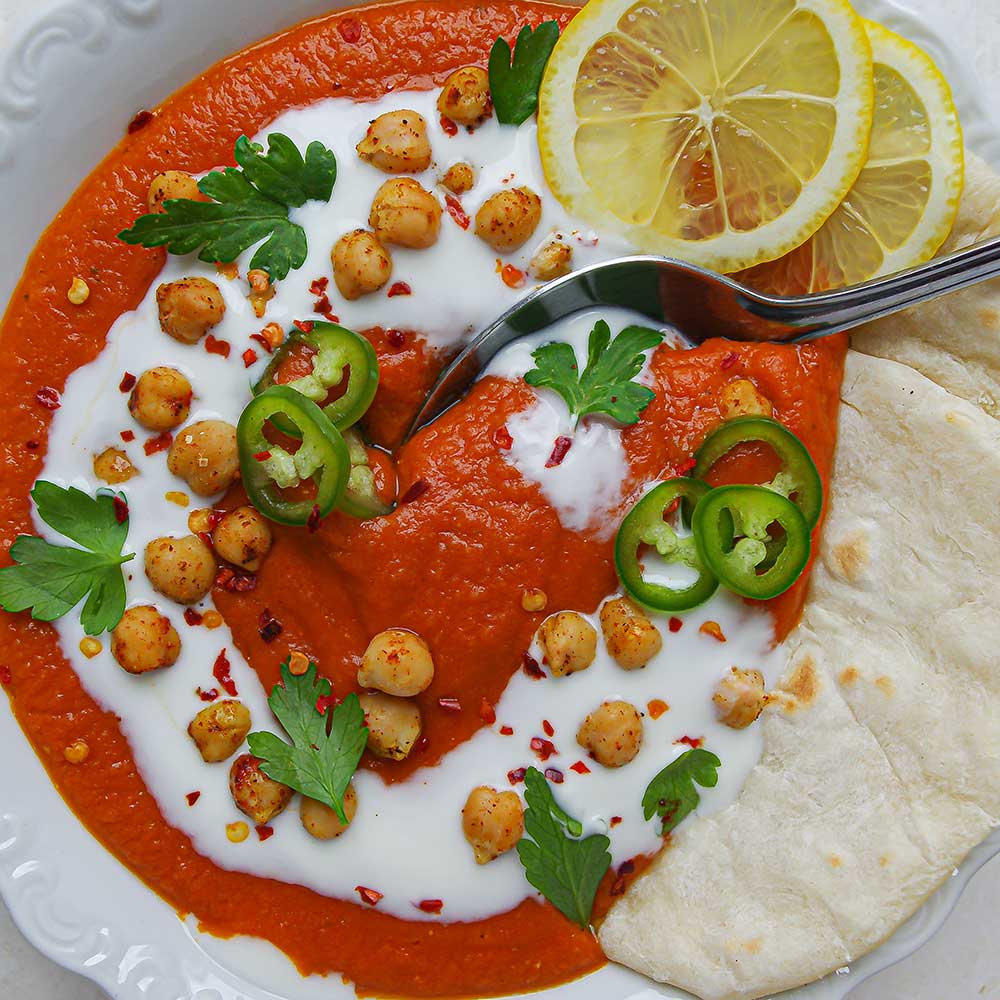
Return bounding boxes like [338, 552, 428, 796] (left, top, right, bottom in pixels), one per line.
[692, 417, 823, 528]
[254, 322, 379, 436]
[340, 429, 393, 519]
[615, 478, 719, 613]
[238, 385, 350, 526]
[692, 485, 810, 600]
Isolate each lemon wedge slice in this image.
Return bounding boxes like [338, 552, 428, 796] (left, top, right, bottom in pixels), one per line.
[740, 20, 964, 293]
[538, 0, 875, 273]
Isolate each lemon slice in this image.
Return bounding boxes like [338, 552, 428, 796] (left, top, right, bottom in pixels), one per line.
[538, 0, 875, 273]
[740, 20, 964, 294]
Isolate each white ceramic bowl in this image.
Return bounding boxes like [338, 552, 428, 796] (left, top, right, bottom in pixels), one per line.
[1, 1, 998, 998]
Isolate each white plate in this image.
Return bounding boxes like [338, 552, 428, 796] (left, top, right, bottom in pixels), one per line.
[0, 1, 998, 998]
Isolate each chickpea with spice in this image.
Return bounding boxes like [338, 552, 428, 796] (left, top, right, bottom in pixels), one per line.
[577, 700, 644, 768]
[369, 178, 442, 250]
[144, 535, 216, 605]
[358, 629, 434, 696]
[356, 110, 432, 173]
[475, 187, 542, 252]
[156, 277, 225, 344]
[530, 238, 573, 281]
[212, 506, 272, 571]
[437, 67, 492, 127]
[147, 170, 201, 213]
[301, 785, 357, 840]
[229, 753, 293, 824]
[359, 691, 422, 760]
[599, 597, 663, 669]
[462, 786, 524, 864]
[167, 419, 239, 496]
[93, 447, 136, 485]
[111, 605, 181, 674]
[332, 229, 392, 300]
[713, 667, 767, 729]
[538, 611, 596, 677]
[128, 366, 192, 431]
[441, 162, 475, 195]
[188, 700, 251, 762]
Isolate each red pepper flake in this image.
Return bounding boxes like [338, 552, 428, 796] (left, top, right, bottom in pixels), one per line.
[399, 479, 429, 505]
[207, 510, 225, 531]
[256, 824, 275, 842]
[507, 767, 527, 785]
[530, 737, 557, 761]
[675, 456, 697, 476]
[499, 725, 514, 736]
[314, 293, 338, 321]
[249, 332, 273, 354]
[293, 319, 314, 334]
[242, 348, 258, 368]
[24, 440, 39, 451]
[522, 653, 544, 679]
[253, 450, 272, 462]
[440, 114, 458, 137]
[414, 734, 431, 755]
[541, 720, 555, 738]
[144, 431, 173, 456]
[492, 426, 513, 450]
[186, 791, 201, 807]
[205, 334, 231, 358]
[120, 430, 135, 442]
[197, 531, 215, 551]
[675, 734, 704, 749]
[668, 617, 683, 633]
[0, 666, 11, 687]
[445, 194, 470, 230]
[647, 698, 669, 720]
[127, 109, 154, 134]
[355, 885, 383, 906]
[316, 693, 336, 716]
[721, 351, 739, 371]
[197, 686, 219, 702]
[307, 504, 323, 534]
[35, 386, 61, 410]
[610, 815, 623, 828]
[387, 281, 412, 297]
[570, 760, 591, 775]
[544, 767, 564, 784]
[478, 698, 496, 725]
[212, 649, 238, 697]
[112, 497, 129, 524]
[309, 277, 330, 296]
[437, 696, 462, 712]
[545, 435, 573, 468]
[216, 566, 258, 592]
[416, 899, 443, 915]
[119, 372, 136, 392]
[338, 16, 363, 42]
[258, 609, 283, 643]
[610, 858, 636, 896]
[699, 620, 727, 642]
[385, 328, 406, 349]
[184, 608, 204, 627]
[501, 264, 526, 289]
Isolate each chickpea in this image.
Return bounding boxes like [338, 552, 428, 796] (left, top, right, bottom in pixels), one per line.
[111, 604, 181, 674]
[144, 535, 217, 605]
[229, 753, 293, 824]
[128, 366, 193, 431]
[719, 378, 773, 421]
[356, 110, 432, 174]
[147, 170, 201, 213]
[538, 612, 597, 677]
[332, 229, 392, 300]
[358, 629, 434, 696]
[300, 784, 357, 840]
[474, 187, 542, 253]
[359, 691, 422, 760]
[156, 277, 226, 345]
[441, 162, 475, 195]
[530, 238, 573, 281]
[437, 67, 492, 127]
[713, 667, 767, 729]
[462, 786, 524, 864]
[599, 597, 663, 670]
[577, 700, 643, 768]
[369, 178, 442, 250]
[93, 446, 136, 484]
[188, 700, 251, 762]
[167, 419, 239, 496]
[212, 506, 273, 571]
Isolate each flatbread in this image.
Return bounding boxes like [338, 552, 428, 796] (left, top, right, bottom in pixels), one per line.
[599, 350, 1000, 999]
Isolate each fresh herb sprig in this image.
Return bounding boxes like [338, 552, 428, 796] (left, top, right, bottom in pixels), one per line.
[0, 482, 134, 635]
[525, 320, 663, 426]
[516, 766, 611, 929]
[489, 21, 560, 125]
[118, 134, 337, 281]
[642, 748, 722, 835]
[247, 660, 368, 822]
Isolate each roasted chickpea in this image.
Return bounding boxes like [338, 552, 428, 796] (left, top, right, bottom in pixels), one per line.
[356, 110, 432, 173]
[144, 535, 217, 605]
[530, 238, 573, 281]
[212, 506, 273, 571]
[359, 691, 422, 760]
[599, 597, 663, 670]
[301, 784, 357, 840]
[538, 611, 597, 677]
[332, 229, 393, 300]
[358, 629, 435, 696]
[167, 419, 239, 496]
[437, 67, 492, 127]
[111, 605, 181, 675]
[462, 786, 524, 864]
[713, 667, 767, 729]
[369, 178, 442, 250]
[188, 700, 251, 762]
[128, 366, 193, 431]
[719, 378, 773, 420]
[93, 446, 136, 484]
[441, 162, 475, 195]
[156, 277, 225, 344]
[147, 170, 201, 213]
[474, 187, 542, 252]
[229, 753, 293, 824]
[577, 700, 643, 768]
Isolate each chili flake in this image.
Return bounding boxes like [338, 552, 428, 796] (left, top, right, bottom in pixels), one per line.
[507, 767, 527, 785]
[25, 440, 39, 451]
[416, 899, 443, 914]
[0, 666, 11, 686]
[355, 885, 383, 906]
[385, 328, 406, 348]
[205, 334, 231, 358]
[35, 386, 61, 410]
[338, 16, 362, 42]
[213, 649, 238, 696]
[438, 696, 462, 712]
[699, 620, 727, 642]
[253, 450, 272, 462]
[399, 479, 429, 505]
[530, 737, 556, 761]
[501, 264, 526, 289]
[242, 348, 258, 368]
[478, 698, 496, 725]
[544, 767, 564, 784]
[316, 693, 336, 716]
[647, 699, 669, 719]
[668, 617, 683, 633]
[120, 429, 135, 442]
[610, 858, 636, 896]
[522, 653, 544, 679]
[186, 791, 201, 806]
[414, 735, 431, 755]
[184, 608, 204, 626]
[569, 760, 591, 775]
[387, 281, 412, 297]
[258, 609, 283, 643]
[675, 735, 704, 749]
[112, 497, 129, 524]
[721, 351, 739, 370]
[119, 372, 137, 392]
[499, 725, 514, 736]
[444, 194, 470, 230]
[144, 431, 173, 455]
[492, 426, 513, 450]
[313, 292, 338, 322]
[545, 435, 573, 468]
[307, 504, 323, 533]
[610, 816, 623, 828]
[256, 824, 275, 842]
[310, 277, 330, 296]
[127, 109, 154, 133]
[215, 566, 258, 592]
[293, 319, 315, 334]
[440, 115, 458, 137]
[197, 687, 219, 702]
[249, 333, 273, 354]
[542, 719, 555, 737]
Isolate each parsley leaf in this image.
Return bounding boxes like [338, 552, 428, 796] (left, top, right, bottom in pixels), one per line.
[516, 766, 611, 929]
[642, 748, 722, 834]
[0, 481, 134, 635]
[489, 21, 560, 125]
[117, 133, 337, 281]
[524, 320, 663, 426]
[247, 660, 368, 823]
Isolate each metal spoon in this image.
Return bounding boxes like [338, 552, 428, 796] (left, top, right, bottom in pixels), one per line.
[408, 234, 1000, 436]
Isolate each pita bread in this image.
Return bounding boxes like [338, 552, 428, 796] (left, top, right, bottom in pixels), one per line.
[598, 350, 1000, 999]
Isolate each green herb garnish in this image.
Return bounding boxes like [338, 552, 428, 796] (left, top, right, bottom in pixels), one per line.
[247, 659, 367, 822]
[489, 21, 560, 125]
[0, 482, 134, 635]
[525, 320, 663, 426]
[117, 133, 337, 281]
[516, 766, 611, 929]
[642, 748, 722, 834]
